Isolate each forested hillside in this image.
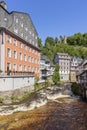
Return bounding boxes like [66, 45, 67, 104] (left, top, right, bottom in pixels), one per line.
[38, 33, 87, 62]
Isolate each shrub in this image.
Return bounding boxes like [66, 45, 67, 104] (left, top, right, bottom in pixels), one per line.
[22, 93, 32, 100]
[11, 96, 18, 102]
[34, 82, 39, 91]
[52, 65, 60, 85]
[0, 97, 4, 103]
[71, 82, 83, 96]
[34, 78, 39, 91]
[44, 80, 51, 88]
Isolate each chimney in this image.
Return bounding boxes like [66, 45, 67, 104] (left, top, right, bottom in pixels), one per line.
[0, 1, 7, 10]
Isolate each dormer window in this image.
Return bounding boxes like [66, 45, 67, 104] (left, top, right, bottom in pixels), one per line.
[16, 18, 18, 23]
[4, 18, 7, 21]
[14, 16, 18, 23]
[25, 27, 28, 31]
[21, 33, 23, 37]
[14, 26, 18, 33]
[20, 22, 23, 27]
[32, 33, 34, 37]
[35, 36, 37, 39]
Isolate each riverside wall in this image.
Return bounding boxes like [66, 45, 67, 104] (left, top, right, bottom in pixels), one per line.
[0, 75, 34, 91]
[0, 76, 35, 104]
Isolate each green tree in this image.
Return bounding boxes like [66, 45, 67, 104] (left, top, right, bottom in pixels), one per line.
[59, 35, 64, 43]
[40, 35, 87, 63]
[38, 38, 43, 49]
[52, 64, 60, 85]
[55, 37, 59, 44]
[45, 37, 55, 45]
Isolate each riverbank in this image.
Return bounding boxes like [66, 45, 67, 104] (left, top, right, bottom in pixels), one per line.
[0, 85, 72, 116]
[0, 96, 85, 130]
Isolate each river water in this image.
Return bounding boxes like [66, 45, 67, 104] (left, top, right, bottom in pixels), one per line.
[2, 97, 87, 130]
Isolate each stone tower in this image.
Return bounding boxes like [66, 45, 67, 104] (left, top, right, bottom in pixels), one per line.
[0, 1, 7, 10]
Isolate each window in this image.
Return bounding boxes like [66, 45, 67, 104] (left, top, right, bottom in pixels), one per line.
[29, 48, 31, 52]
[20, 42, 22, 48]
[7, 48, 11, 57]
[30, 57, 31, 62]
[28, 47, 30, 52]
[21, 33, 23, 37]
[31, 57, 34, 63]
[19, 53, 22, 61]
[19, 64, 22, 71]
[25, 27, 28, 31]
[32, 41, 34, 45]
[4, 17, 7, 21]
[32, 33, 34, 37]
[14, 51, 17, 59]
[24, 54, 26, 61]
[36, 42, 38, 47]
[24, 65, 26, 71]
[28, 56, 30, 62]
[24, 45, 27, 50]
[34, 58, 35, 63]
[28, 66, 30, 71]
[35, 36, 37, 39]
[13, 64, 17, 71]
[7, 62, 11, 70]
[32, 49, 34, 53]
[14, 26, 18, 34]
[7, 35, 11, 43]
[14, 16, 18, 23]
[37, 68, 39, 73]
[20, 22, 23, 27]
[29, 66, 31, 71]
[14, 39, 17, 46]
[38, 60, 39, 64]
[16, 18, 18, 23]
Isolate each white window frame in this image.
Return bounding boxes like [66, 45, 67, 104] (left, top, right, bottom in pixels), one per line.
[24, 54, 27, 61]
[7, 62, 11, 70]
[20, 42, 22, 48]
[7, 48, 11, 57]
[13, 64, 17, 71]
[19, 64, 22, 71]
[7, 35, 11, 43]
[19, 52, 22, 61]
[14, 51, 17, 59]
[14, 39, 17, 46]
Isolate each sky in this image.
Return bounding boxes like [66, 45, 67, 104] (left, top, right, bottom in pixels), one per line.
[4, 0, 87, 43]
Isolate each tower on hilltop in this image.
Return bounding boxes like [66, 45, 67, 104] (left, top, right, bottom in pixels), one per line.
[0, 1, 7, 10]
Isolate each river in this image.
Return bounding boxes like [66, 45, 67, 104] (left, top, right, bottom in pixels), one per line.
[0, 97, 87, 130]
